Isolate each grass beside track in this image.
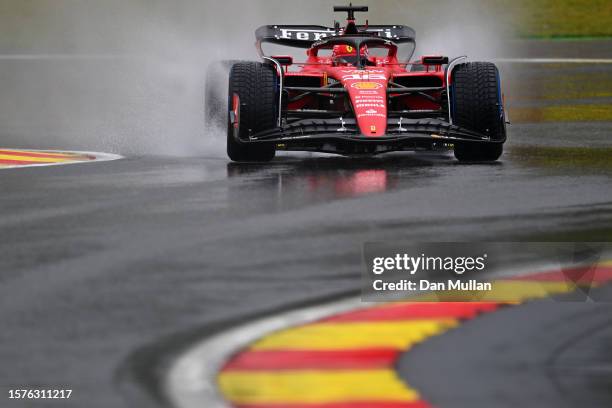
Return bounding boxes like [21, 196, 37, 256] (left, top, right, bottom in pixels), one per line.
[510, 146, 612, 172]
[517, 0, 612, 38]
[510, 104, 612, 123]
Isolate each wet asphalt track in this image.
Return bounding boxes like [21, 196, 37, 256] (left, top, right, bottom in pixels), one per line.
[400, 285, 612, 408]
[1, 41, 612, 408]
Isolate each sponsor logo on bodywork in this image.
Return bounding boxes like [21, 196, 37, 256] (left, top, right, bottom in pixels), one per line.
[276, 29, 394, 41]
[278, 29, 335, 41]
[352, 82, 383, 90]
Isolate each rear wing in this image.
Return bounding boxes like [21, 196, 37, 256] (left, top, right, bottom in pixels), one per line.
[255, 24, 416, 53]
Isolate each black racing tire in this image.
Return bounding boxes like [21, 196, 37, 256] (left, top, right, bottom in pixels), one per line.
[451, 62, 506, 162]
[205, 60, 240, 130]
[227, 62, 277, 162]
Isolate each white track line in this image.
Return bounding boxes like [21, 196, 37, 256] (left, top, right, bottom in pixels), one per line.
[0, 149, 122, 170]
[166, 297, 365, 408]
[0, 54, 133, 60]
[164, 261, 572, 408]
[1, 55, 610, 64]
[495, 58, 612, 64]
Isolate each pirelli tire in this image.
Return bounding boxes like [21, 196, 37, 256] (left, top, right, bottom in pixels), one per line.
[227, 62, 277, 162]
[451, 62, 506, 162]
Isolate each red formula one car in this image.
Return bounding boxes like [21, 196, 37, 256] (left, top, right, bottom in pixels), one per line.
[207, 4, 507, 162]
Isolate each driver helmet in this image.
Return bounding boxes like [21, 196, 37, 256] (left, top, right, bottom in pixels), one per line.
[332, 45, 369, 66]
[332, 44, 358, 58]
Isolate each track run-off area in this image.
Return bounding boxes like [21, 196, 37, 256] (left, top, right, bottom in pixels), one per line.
[0, 149, 121, 169]
[165, 261, 612, 408]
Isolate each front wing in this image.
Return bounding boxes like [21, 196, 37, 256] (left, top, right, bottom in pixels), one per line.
[236, 118, 505, 156]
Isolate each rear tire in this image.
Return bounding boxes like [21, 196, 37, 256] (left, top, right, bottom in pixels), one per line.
[451, 62, 506, 162]
[227, 62, 277, 162]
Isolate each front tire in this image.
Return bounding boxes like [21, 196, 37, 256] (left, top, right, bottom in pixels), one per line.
[451, 62, 506, 162]
[227, 62, 277, 162]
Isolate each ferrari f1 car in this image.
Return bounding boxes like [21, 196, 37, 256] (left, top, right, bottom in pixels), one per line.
[208, 4, 508, 162]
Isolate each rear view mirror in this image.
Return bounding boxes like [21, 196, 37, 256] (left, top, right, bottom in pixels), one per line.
[271, 55, 294, 65]
[421, 55, 449, 65]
